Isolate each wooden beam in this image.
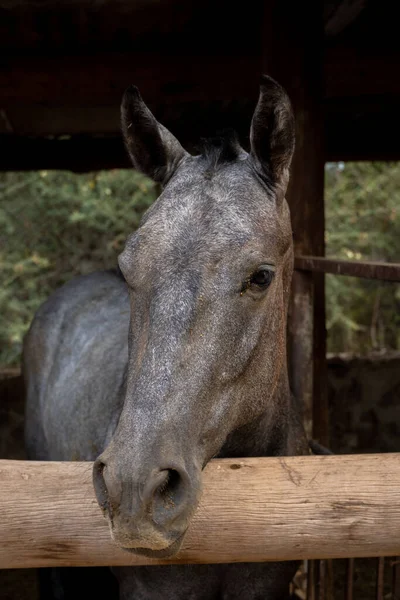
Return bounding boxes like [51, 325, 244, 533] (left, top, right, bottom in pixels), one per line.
[0, 0, 363, 43]
[2, 48, 400, 109]
[261, 1, 327, 444]
[0, 0, 264, 59]
[0, 454, 399, 569]
[0, 54, 260, 108]
[3, 127, 400, 173]
[0, 135, 131, 172]
[2, 46, 400, 163]
[324, 0, 365, 37]
[325, 108, 400, 162]
[324, 47, 400, 100]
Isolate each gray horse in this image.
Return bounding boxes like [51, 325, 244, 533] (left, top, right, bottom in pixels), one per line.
[24, 75, 308, 599]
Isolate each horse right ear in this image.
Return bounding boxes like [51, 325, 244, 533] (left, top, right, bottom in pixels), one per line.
[121, 85, 188, 185]
[249, 75, 295, 192]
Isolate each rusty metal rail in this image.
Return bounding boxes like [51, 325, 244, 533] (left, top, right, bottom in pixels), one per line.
[393, 556, 400, 600]
[295, 256, 400, 282]
[304, 556, 400, 600]
[345, 558, 355, 600]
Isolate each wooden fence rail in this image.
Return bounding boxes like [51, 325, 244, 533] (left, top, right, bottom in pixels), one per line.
[0, 454, 399, 569]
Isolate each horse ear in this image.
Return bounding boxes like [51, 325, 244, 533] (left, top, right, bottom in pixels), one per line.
[249, 75, 295, 191]
[121, 85, 188, 184]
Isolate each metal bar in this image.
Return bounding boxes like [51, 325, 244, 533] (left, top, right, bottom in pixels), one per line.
[295, 256, 400, 282]
[318, 559, 326, 600]
[345, 558, 354, 600]
[392, 556, 400, 600]
[325, 559, 334, 600]
[376, 557, 385, 600]
[307, 559, 316, 600]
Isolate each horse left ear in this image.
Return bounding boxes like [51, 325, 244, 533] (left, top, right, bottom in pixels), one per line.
[121, 85, 188, 185]
[249, 75, 295, 191]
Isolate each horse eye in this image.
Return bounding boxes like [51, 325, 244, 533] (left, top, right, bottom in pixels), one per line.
[249, 267, 274, 288]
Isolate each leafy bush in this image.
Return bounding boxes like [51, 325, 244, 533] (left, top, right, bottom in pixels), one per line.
[0, 169, 156, 366]
[325, 162, 400, 354]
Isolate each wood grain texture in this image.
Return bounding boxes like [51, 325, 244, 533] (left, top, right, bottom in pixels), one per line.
[0, 454, 399, 569]
[262, 0, 326, 444]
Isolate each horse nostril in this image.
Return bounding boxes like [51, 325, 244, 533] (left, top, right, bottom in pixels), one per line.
[156, 469, 184, 505]
[93, 458, 109, 512]
[143, 467, 188, 521]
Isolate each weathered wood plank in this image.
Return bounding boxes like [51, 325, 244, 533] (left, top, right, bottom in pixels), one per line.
[3, 128, 400, 173]
[0, 454, 399, 569]
[262, 0, 327, 444]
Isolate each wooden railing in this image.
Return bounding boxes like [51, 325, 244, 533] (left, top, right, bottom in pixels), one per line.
[0, 454, 399, 570]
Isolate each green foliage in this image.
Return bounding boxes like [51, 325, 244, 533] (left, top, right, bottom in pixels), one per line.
[325, 162, 400, 354]
[1, 162, 399, 367]
[0, 169, 156, 366]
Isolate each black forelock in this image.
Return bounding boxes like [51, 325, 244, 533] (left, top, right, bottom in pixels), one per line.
[197, 129, 244, 173]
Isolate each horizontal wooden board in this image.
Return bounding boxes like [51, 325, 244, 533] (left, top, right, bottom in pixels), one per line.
[0, 454, 399, 569]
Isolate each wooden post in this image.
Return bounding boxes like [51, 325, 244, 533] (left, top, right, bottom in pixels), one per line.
[0, 455, 399, 569]
[261, 4, 329, 597]
[261, 0, 328, 444]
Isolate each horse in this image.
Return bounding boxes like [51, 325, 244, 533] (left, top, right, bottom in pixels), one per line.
[23, 75, 308, 599]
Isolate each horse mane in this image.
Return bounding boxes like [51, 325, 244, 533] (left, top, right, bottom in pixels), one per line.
[198, 129, 244, 174]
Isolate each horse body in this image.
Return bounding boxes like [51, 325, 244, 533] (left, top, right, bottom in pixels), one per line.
[24, 76, 308, 599]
